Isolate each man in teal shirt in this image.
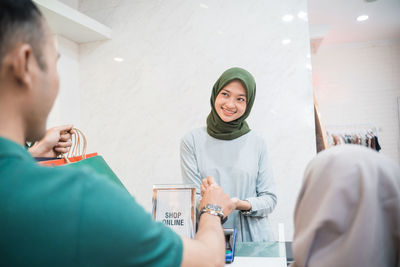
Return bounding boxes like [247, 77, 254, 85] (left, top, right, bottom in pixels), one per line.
[0, 1, 234, 266]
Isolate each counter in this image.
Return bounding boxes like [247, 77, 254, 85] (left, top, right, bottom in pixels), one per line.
[227, 242, 288, 267]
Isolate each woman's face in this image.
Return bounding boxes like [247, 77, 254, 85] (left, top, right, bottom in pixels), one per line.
[215, 80, 247, 122]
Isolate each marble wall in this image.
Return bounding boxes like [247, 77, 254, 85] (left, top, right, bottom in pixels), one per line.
[77, 0, 315, 240]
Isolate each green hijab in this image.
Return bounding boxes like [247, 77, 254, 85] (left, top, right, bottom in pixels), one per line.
[206, 67, 256, 140]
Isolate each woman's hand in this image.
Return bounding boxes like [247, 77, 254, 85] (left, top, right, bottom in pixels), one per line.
[199, 176, 236, 219]
[230, 197, 239, 210]
[200, 177, 251, 211]
[231, 197, 252, 211]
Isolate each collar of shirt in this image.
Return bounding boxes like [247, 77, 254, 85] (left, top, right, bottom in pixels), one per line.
[0, 136, 35, 163]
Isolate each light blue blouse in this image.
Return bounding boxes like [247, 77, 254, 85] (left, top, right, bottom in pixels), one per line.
[180, 127, 277, 242]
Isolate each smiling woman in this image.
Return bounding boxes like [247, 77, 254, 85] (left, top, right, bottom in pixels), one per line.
[214, 80, 247, 122]
[206, 67, 257, 141]
[180, 67, 277, 242]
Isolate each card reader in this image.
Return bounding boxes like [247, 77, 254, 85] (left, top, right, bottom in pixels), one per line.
[224, 228, 237, 263]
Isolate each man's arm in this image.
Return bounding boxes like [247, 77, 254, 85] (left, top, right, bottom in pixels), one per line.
[181, 178, 235, 267]
[181, 215, 225, 267]
[201, 178, 251, 211]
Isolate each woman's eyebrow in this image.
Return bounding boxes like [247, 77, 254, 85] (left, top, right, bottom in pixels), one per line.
[221, 89, 246, 97]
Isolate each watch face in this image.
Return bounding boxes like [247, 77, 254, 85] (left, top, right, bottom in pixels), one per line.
[206, 204, 222, 212]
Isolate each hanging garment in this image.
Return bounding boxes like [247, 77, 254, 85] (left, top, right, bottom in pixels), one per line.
[374, 136, 382, 152]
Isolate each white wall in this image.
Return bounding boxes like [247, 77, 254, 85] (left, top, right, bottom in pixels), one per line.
[77, 0, 315, 240]
[47, 35, 80, 128]
[313, 40, 400, 164]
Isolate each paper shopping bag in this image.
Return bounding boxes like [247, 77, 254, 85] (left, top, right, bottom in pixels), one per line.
[64, 155, 126, 190]
[38, 152, 98, 166]
[38, 128, 127, 191]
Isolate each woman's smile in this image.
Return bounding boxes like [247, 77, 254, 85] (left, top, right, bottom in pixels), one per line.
[221, 107, 236, 116]
[214, 80, 247, 122]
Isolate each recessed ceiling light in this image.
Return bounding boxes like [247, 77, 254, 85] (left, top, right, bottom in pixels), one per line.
[356, 15, 369, 22]
[297, 11, 308, 21]
[282, 14, 294, 22]
[200, 3, 208, 9]
[282, 39, 291, 45]
[113, 57, 124, 62]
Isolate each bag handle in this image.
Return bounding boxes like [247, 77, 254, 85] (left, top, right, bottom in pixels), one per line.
[64, 128, 87, 163]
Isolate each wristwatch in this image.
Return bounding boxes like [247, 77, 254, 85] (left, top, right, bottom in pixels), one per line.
[200, 204, 224, 222]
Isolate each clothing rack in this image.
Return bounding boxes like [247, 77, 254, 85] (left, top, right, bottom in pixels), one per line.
[325, 124, 381, 152]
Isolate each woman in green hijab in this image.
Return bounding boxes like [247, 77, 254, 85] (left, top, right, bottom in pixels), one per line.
[180, 67, 277, 242]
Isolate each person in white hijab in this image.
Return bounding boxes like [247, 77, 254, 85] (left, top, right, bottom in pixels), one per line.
[291, 145, 400, 267]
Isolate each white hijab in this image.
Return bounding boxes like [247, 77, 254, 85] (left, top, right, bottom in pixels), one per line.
[292, 145, 400, 267]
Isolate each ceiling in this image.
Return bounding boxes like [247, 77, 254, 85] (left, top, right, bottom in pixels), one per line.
[308, 0, 400, 52]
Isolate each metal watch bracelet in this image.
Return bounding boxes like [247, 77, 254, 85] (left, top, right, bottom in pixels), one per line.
[199, 204, 225, 223]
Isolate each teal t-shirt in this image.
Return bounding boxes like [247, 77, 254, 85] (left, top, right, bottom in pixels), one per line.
[0, 137, 183, 266]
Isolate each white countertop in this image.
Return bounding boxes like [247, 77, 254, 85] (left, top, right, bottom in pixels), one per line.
[227, 257, 287, 267]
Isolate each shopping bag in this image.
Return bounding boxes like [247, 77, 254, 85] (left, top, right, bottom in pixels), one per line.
[38, 128, 127, 191]
[37, 152, 98, 166]
[63, 154, 125, 190]
[38, 127, 94, 166]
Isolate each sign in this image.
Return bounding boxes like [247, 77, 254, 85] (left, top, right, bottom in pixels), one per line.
[152, 184, 196, 238]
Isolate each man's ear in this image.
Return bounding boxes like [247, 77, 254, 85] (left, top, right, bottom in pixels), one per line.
[2, 44, 35, 89]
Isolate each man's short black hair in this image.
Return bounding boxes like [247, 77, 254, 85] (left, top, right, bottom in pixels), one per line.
[0, 0, 46, 70]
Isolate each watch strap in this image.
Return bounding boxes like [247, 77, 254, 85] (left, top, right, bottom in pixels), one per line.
[200, 204, 225, 222]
